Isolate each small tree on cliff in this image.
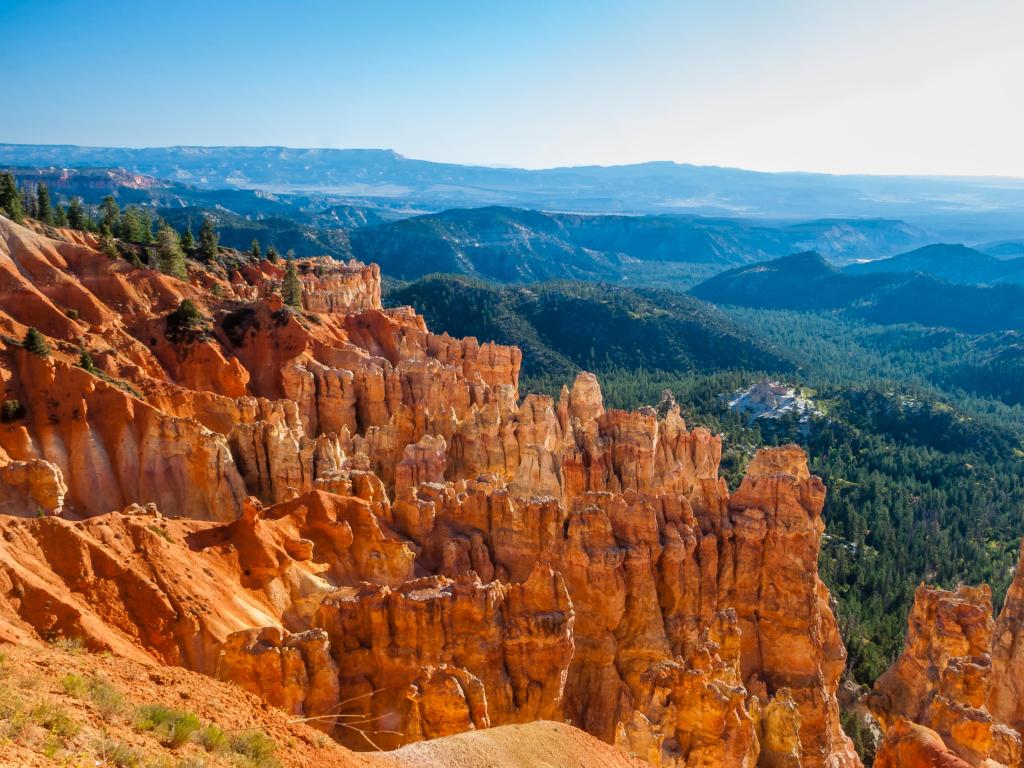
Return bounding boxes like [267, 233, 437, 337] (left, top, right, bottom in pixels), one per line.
[0, 172, 24, 222]
[251, 239, 261, 259]
[266, 245, 279, 263]
[100, 195, 120, 232]
[97, 225, 119, 260]
[67, 197, 87, 230]
[198, 215, 219, 262]
[35, 183, 52, 224]
[180, 220, 195, 251]
[282, 257, 303, 308]
[23, 327, 50, 358]
[156, 223, 188, 280]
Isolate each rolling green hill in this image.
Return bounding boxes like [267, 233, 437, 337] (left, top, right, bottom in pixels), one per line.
[383, 274, 793, 379]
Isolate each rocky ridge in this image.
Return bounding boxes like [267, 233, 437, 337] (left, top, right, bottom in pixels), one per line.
[868, 541, 1024, 767]
[0, 215, 861, 766]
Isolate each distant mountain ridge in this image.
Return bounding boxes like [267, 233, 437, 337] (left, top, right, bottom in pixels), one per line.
[691, 251, 1024, 332]
[351, 206, 932, 286]
[4, 143, 1024, 223]
[847, 243, 1024, 285]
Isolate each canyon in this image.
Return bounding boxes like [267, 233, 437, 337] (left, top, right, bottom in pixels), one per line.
[0, 212, 1022, 767]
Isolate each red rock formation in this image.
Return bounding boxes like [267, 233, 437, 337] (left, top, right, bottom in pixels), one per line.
[875, 720, 975, 768]
[871, 580, 1024, 768]
[991, 541, 1024, 735]
[216, 626, 341, 731]
[0, 215, 866, 766]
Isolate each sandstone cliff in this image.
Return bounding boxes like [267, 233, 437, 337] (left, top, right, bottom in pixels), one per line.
[0, 215, 861, 766]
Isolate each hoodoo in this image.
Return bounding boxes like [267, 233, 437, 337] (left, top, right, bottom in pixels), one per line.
[0, 215, 862, 766]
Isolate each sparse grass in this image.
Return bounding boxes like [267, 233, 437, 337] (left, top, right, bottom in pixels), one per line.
[61, 671, 90, 697]
[134, 704, 201, 748]
[193, 723, 228, 753]
[31, 701, 81, 742]
[228, 728, 280, 768]
[95, 737, 141, 768]
[51, 636, 86, 655]
[87, 675, 128, 721]
[147, 523, 175, 543]
[0, 687, 30, 740]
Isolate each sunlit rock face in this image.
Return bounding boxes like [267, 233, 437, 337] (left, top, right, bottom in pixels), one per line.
[870, 554, 1024, 768]
[0, 215, 863, 765]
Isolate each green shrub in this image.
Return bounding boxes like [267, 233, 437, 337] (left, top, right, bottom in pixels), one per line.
[88, 677, 127, 721]
[229, 729, 280, 768]
[95, 737, 139, 768]
[31, 701, 81, 741]
[1, 399, 24, 422]
[134, 704, 201, 748]
[165, 299, 206, 342]
[61, 672, 89, 698]
[78, 348, 98, 372]
[193, 723, 228, 752]
[22, 327, 50, 358]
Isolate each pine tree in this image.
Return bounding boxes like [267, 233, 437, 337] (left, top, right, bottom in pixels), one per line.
[77, 347, 97, 372]
[23, 185, 36, 219]
[179, 220, 195, 251]
[0, 172, 24, 221]
[119, 207, 149, 242]
[251, 239, 261, 259]
[98, 225, 119, 259]
[52, 204, 68, 227]
[23, 327, 50, 358]
[198, 216, 219, 262]
[36, 183, 52, 224]
[67, 197, 86, 230]
[282, 257, 303, 308]
[139, 209, 154, 245]
[156, 223, 188, 280]
[100, 196, 120, 232]
[266, 245, 279, 263]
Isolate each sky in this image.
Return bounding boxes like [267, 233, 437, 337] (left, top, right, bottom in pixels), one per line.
[1, 0, 1022, 176]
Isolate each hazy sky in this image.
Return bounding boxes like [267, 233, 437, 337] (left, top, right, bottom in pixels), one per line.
[2, 0, 1022, 176]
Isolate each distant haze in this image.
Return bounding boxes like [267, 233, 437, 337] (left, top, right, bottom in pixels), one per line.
[0, 0, 1021, 177]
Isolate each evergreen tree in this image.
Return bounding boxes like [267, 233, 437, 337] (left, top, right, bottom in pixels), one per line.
[266, 245, 279, 263]
[282, 257, 303, 308]
[0, 172, 24, 221]
[179, 221, 194, 251]
[52, 204, 68, 227]
[100, 196, 120, 232]
[251, 239, 261, 259]
[139, 209, 155, 245]
[22, 327, 50, 358]
[198, 215, 219, 261]
[98, 225, 119, 259]
[156, 223, 188, 280]
[35, 183, 51, 224]
[77, 348, 97, 372]
[66, 197, 86, 230]
[119, 206, 149, 242]
[22, 185, 36, 219]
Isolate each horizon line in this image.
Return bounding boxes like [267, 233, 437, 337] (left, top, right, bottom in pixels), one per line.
[2, 141, 1024, 183]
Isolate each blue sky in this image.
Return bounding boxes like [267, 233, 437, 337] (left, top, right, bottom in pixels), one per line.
[2, 0, 1021, 175]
